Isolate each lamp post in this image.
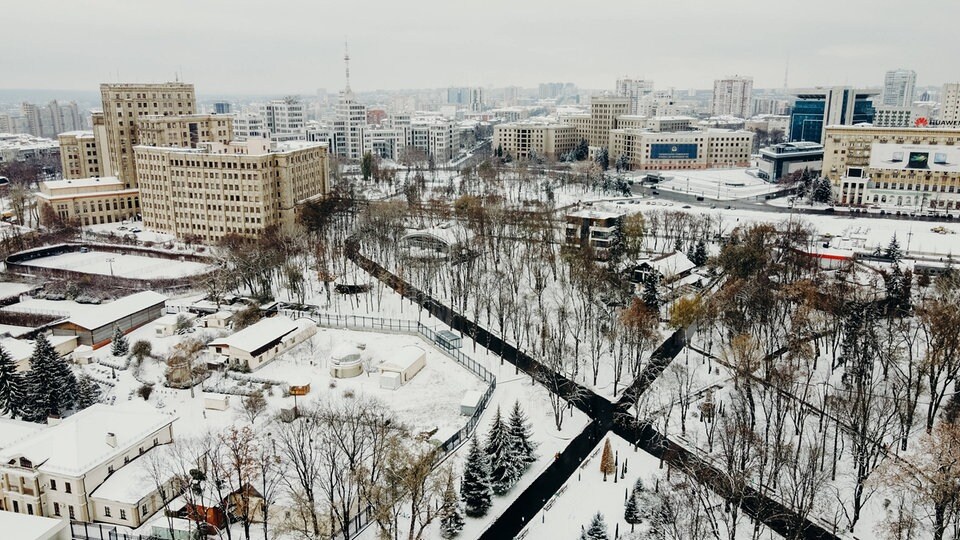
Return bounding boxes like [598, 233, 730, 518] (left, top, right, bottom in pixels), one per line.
[105, 257, 115, 277]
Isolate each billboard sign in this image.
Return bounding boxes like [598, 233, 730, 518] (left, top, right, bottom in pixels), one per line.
[650, 143, 698, 160]
[869, 143, 960, 172]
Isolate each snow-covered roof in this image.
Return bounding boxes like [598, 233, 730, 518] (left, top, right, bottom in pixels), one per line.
[65, 291, 167, 331]
[208, 316, 312, 355]
[0, 404, 176, 477]
[379, 345, 425, 372]
[1, 337, 33, 362]
[0, 417, 45, 451]
[400, 222, 473, 247]
[566, 209, 625, 220]
[40, 176, 123, 190]
[90, 451, 165, 504]
[644, 251, 696, 277]
[0, 511, 67, 539]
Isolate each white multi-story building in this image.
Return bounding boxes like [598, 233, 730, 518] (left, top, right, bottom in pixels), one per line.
[333, 91, 367, 160]
[408, 116, 460, 163]
[882, 69, 917, 108]
[0, 405, 178, 527]
[260, 97, 305, 141]
[637, 89, 678, 117]
[232, 113, 268, 140]
[712, 76, 753, 119]
[615, 78, 654, 115]
[873, 106, 913, 128]
[942, 83, 960, 124]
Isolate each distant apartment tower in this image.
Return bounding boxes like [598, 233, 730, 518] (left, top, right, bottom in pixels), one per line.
[213, 101, 231, 114]
[58, 131, 101, 179]
[615, 78, 654, 115]
[20, 102, 42, 137]
[942, 83, 960, 124]
[789, 87, 877, 144]
[333, 91, 367, 160]
[99, 82, 197, 188]
[881, 69, 916, 108]
[469, 87, 484, 112]
[712, 76, 754, 119]
[447, 87, 470, 105]
[39, 101, 83, 138]
[260, 97, 305, 141]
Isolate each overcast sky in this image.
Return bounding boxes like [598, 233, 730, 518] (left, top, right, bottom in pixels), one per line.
[4, 0, 958, 95]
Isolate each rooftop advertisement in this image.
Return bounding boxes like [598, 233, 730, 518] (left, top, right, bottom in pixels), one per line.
[869, 143, 960, 172]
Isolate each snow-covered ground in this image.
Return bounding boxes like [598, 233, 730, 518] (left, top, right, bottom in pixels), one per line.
[0, 282, 36, 300]
[21, 250, 210, 279]
[631, 167, 784, 201]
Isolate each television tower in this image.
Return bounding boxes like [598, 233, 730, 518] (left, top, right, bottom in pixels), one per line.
[344, 40, 351, 93]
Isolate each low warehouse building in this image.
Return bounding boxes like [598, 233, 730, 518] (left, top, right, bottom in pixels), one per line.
[378, 345, 426, 389]
[208, 316, 316, 371]
[52, 291, 167, 348]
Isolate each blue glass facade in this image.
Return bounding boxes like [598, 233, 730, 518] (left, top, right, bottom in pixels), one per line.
[789, 90, 875, 144]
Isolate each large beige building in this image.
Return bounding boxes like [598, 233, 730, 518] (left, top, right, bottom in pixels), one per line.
[99, 82, 197, 188]
[58, 131, 101, 179]
[137, 114, 232, 148]
[823, 124, 960, 211]
[136, 138, 329, 242]
[562, 95, 631, 147]
[36, 177, 140, 226]
[609, 129, 754, 170]
[492, 120, 577, 160]
[942, 83, 960, 124]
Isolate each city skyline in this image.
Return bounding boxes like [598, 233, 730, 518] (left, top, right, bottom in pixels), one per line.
[3, 0, 958, 95]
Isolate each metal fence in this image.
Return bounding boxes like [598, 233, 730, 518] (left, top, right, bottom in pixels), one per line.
[279, 306, 498, 540]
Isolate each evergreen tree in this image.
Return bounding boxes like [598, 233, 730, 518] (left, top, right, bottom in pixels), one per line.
[361, 151, 374, 181]
[595, 147, 609, 170]
[485, 407, 522, 494]
[582, 512, 609, 540]
[574, 139, 589, 161]
[22, 334, 74, 422]
[461, 435, 492, 517]
[673, 236, 683, 252]
[0, 344, 25, 418]
[885, 235, 903, 263]
[76, 374, 101, 409]
[111, 326, 129, 357]
[642, 272, 662, 310]
[439, 475, 465, 539]
[692, 239, 708, 266]
[600, 439, 615, 481]
[624, 489, 642, 531]
[507, 401, 537, 467]
[615, 154, 630, 173]
[811, 178, 833, 204]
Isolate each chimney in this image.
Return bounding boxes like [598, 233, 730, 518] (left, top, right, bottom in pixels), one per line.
[105, 432, 117, 448]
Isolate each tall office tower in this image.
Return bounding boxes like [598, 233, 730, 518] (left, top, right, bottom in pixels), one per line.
[712, 76, 754, 118]
[942, 83, 960, 124]
[213, 101, 231, 114]
[260, 97, 305, 140]
[789, 87, 878, 144]
[469, 87, 484, 112]
[882, 69, 917, 107]
[99, 82, 196, 188]
[615, 78, 654, 115]
[446, 87, 469, 105]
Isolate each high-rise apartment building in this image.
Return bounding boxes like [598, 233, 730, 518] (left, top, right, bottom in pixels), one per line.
[58, 131, 102, 179]
[882, 69, 916, 108]
[135, 139, 329, 242]
[99, 82, 197, 188]
[20, 103, 42, 137]
[616, 78, 654, 115]
[712, 76, 754, 119]
[333, 91, 367, 160]
[942, 83, 960, 124]
[469, 87, 484, 113]
[789, 87, 877, 144]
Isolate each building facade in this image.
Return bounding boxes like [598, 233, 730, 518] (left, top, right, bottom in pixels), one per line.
[492, 120, 577, 160]
[615, 78, 654, 115]
[757, 141, 823, 182]
[873, 106, 913, 128]
[36, 177, 140, 226]
[882, 69, 917, 108]
[789, 87, 877, 144]
[712, 76, 754, 119]
[99, 82, 197, 188]
[260, 97, 305, 141]
[58, 131, 101, 179]
[135, 139, 330, 241]
[822, 125, 960, 211]
[609, 129, 753, 170]
[137, 114, 233, 148]
[942, 83, 960, 124]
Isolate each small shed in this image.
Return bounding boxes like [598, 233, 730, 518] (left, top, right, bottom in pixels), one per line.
[460, 390, 483, 416]
[154, 312, 198, 337]
[208, 316, 317, 371]
[51, 291, 167, 348]
[201, 310, 235, 329]
[379, 371, 402, 391]
[435, 330, 462, 350]
[71, 344, 95, 365]
[378, 345, 426, 386]
[204, 394, 230, 411]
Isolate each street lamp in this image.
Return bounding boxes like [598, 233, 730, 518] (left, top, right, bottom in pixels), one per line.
[105, 257, 115, 277]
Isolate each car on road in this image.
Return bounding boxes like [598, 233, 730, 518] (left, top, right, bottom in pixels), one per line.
[682, 205, 691, 209]
[652, 190, 660, 195]
[131, 227, 142, 233]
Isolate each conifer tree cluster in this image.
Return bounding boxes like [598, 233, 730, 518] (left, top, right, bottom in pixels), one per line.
[111, 326, 129, 357]
[21, 334, 78, 423]
[439, 473, 465, 539]
[460, 401, 537, 517]
[580, 512, 609, 540]
[0, 345, 25, 417]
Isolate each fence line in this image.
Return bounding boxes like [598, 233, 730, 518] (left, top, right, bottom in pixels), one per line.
[278, 305, 497, 540]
